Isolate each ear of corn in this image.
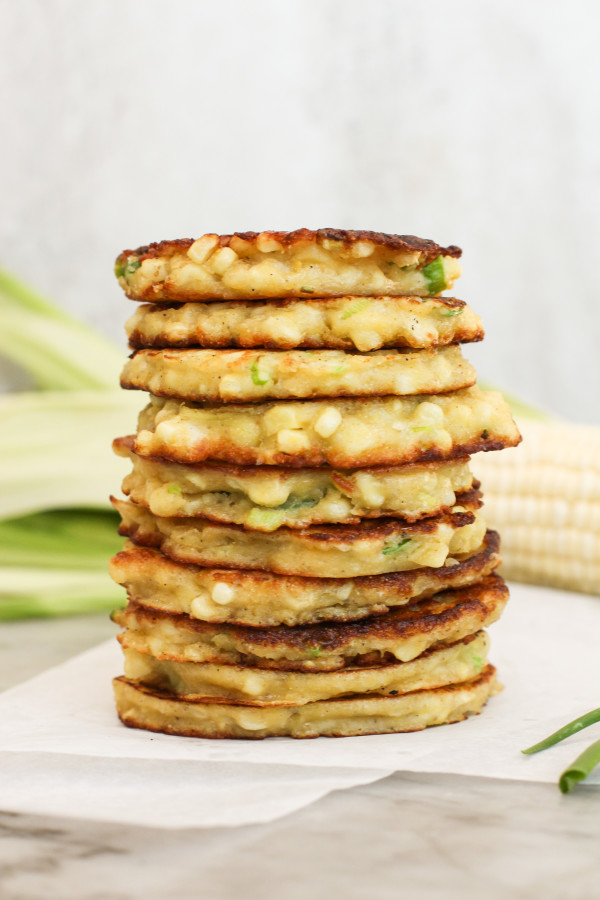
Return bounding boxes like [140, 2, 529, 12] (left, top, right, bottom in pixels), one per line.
[473, 419, 600, 596]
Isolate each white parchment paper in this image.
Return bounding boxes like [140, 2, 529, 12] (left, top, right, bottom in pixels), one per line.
[1, 581, 599, 828]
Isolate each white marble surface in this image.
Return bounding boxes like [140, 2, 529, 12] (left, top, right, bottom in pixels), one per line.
[1, 614, 599, 899]
[1, 0, 599, 421]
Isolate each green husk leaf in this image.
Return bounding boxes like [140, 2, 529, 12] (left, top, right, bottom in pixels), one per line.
[0, 269, 123, 390]
[0, 390, 139, 519]
[0, 509, 122, 570]
[0, 566, 124, 621]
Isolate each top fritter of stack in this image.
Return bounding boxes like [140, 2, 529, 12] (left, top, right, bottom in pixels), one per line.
[115, 229, 463, 302]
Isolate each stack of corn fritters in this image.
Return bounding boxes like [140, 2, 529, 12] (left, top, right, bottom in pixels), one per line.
[110, 229, 521, 739]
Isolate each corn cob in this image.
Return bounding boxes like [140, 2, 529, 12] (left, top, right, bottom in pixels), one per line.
[473, 420, 600, 595]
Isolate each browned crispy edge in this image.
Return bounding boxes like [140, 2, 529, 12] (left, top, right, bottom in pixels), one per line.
[115, 573, 508, 653]
[131, 430, 520, 468]
[117, 230, 462, 266]
[116, 448, 480, 526]
[113, 492, 482, 545]
[117, 633, 485, 708]
[113, 664, 496, 739]
[126, 296, 485, 350]
[110, 530, 501, 626]
[120, 348, 477, 402]
[115, 434, 473, 478]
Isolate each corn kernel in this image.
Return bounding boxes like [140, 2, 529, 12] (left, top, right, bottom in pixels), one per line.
[350, 240, 375, 258]
[277, 429, 310, 453]
[336, 583, 353, 600]
[211, 582, 235, 605]
[263, 406, 302, 433]
[190, 593, 214, 618]
[188, 235, 219, 264]
[210, 247, 238, 275]
[240, 673, 266, 696]
[352, 329, 382, 351]
[219, 374, 247, 398]
[237, 711, 266, 731]
[314, 407, 342, 438]
[256, 234, 283, 253]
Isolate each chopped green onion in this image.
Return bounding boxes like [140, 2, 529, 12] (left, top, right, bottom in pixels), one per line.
[278, 495, 321, 512]
[422, 256, 446, 294]
[307, 647, 322, 657]
[522, 707, 600, 754]
[559, 739, 600, 793]
[411, 425, 434, 434]
[114, 260, 126, 278]
[300, 286, 315, 293]
[250, 361, 270, 386]
[125, 256, 141, 276]
[332, 365, 347, 375]
[439, 307, 463, 318]
[382, 537, 412, 556]
[245, 508, 286, 530]
[167, 483, 182, 495]
[471, 654, 484, 672]
[245, 496, 320, 529]
[341, 299, 370, 320]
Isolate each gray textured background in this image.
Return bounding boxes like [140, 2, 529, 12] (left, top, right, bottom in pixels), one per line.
[1, 0, 598, 421]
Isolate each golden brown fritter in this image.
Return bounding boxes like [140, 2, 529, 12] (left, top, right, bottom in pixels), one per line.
[115, 229, 462, 302]
[109, 531, 501, 627]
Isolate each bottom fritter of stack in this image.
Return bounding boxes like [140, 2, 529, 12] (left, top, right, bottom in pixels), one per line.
[112, 572, 507, 739]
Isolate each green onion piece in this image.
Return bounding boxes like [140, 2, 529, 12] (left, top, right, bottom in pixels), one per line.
[522, 707, 600, 754]
[250, 360, 270, 386]
[114, 260, 126, 278]
[307, 647, 322, 657]
[439, 307, 463, 318]
[278, 495, 320, 512]
[422, 256, 446, 294]
[332, 365, 347, 375]
[559, 739, 600, 794]
[411, 425, 434, 434]
[471, 654, 484, 672]
[382, 537, 412, 556]
[300, 286, 315, 293]
[245, 508, 286, 531]
[125, 256, 141, 276]
[167, 483, 182, 495]
[341, 299, 370, 320]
